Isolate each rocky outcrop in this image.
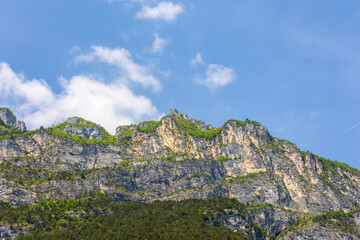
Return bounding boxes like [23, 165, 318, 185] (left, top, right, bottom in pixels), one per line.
[14, 121, 26, 132]
[0, 108, 16, 127]
[280, 225, 355, 240]
[278, 210, 360, 239]
[169, 107, 188, 119]
[0, 107, 359, 239]
[0, 224, 32, 240]
[0, 108, 26, 132]
[57, 117, 109, 140]
[206, 204, 302, 239]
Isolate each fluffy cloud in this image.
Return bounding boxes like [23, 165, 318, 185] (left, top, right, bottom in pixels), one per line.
[151, 33, 167, 54]
[191, 52, 203, 66]
[136, 2, 183, 22]
[75, 46, 162, 92]
[0, 62, 161, 133]
[196, 64, 236, 91]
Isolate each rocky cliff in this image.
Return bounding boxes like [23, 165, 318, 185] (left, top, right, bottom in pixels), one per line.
[0, 108, 26, 134]
[0, 107, 359, 239]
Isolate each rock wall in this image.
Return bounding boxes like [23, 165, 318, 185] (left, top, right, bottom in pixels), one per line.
[0, 107, 359, 239]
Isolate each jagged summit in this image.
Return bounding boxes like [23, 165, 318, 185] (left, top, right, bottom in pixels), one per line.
[66, 116, 84, 124]
[115, 108, 219, 140]
[169, 108, 188, 119]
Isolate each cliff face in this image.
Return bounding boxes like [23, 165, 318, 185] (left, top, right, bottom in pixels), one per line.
[0, 107, 359, 239]
[0, 108, 26, 133]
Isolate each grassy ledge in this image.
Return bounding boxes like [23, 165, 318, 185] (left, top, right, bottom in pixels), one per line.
[172, 117, 222, 140]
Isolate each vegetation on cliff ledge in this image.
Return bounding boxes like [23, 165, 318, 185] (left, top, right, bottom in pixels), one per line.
[137, 120, 161, 133]
[173, 117, 222, 140]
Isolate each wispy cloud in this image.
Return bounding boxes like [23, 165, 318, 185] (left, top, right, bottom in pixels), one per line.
[151, 33, 167, 54]
[344, 121, 360, 133]
[196, 64, 236, 91]
[75, 46, 161, 92]
[191, 52, 203, 66]
[0, 60, 161, 132]
[136, 2, 183, 22]
[69, 45, 81, 55]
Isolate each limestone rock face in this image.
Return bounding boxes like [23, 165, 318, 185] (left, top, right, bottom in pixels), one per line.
[59, 117, 108, 140]
[0, 180, 36, 206]
[0, 224, 32, 240]
[0, 108, 16, 127]
[169, 108, 188, 119]
[280, 224, 357, 240]
[15, 120, 26, 132]
[208, 205, 302, 239]
[0, 108, 27, 131]
[0, 107, 360, 239]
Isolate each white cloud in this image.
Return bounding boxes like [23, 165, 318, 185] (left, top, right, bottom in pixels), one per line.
[0, 62, 161, 133]
[0, 62, 55, 108]
[196, 64, 236, 91]
[75, 46, 161, 92]
[151, 33, 167, 54]
[191, 52, 203, 66]
[345, 121, 360, 133]
[69, 45, 80, 55]
[136, 2, 183, 22]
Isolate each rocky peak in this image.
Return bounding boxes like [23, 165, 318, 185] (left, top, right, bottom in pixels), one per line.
[0, 107, 27, 132]
[0, 108, 16, 127]
[66, 116, 83, 124]
[168, 108, 213, 131]
[169, 108, 188, 119]
[57, 117, 109, 140]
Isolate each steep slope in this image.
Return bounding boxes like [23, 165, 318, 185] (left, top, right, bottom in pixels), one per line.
[0, 107, 359, 239]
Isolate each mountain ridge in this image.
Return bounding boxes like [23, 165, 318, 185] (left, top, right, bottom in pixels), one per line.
[0, 107, 359, 239]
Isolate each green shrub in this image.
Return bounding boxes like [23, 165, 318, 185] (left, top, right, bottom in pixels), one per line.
[217, 156, 232, 162]
[220, 118, 258, 128]
[229, 171, 267, 183]
[173, 117, 221, 140]
[265, 142, 284, 153]
[137, 120, 161, 133]
[316, 154, 360, 178]
[116, 124, 136, 141]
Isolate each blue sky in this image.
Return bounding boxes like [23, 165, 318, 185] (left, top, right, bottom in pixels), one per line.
[1, 0, 360, 169]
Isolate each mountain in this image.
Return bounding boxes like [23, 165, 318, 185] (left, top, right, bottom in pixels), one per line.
[0, 107, 360, 239]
